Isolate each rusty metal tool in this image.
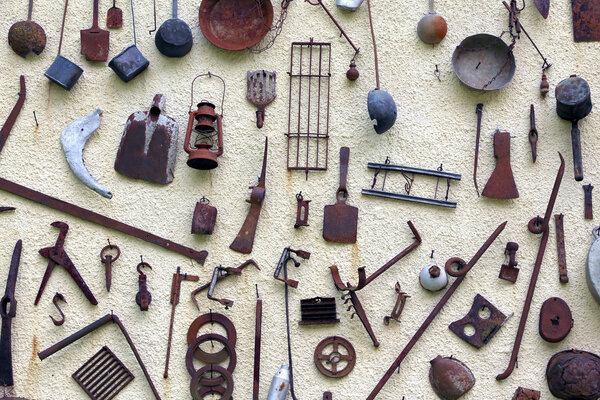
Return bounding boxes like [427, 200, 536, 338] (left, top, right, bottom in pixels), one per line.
[185, 333, 237, 383]
[80, 0, 110, 61]
[38, 313, 162, 400]
[230, 138, 268, 254]
[192, 197, 217, 235]
[254, 287, 262, 400]
[187, 313, 236, 365]
[513, 387, 540, 400]
[555, 214, 568, 283]
[572, 0, 600, 42]
[363, 159, 462, 208]
[429, 356, 475, 400]
[343, 291, 379, 347]
[323, 147, 358, 243]
[482, 130, 519, 199]
[154, 0, 193, 58]
[300, 297, 339, 325]
[314, 336, 356, 378]
[294, 192, 310, 228]
[100, 242, 120, 292]
[323, 392, 332, 400]
[135, 260, 152, 311]
[529, 105, 538, 162]
[164, 267, 199, 378]
[286, 40, 331, 177]
[499, 242, 520, 283]
[367, 221, 506, 399]
[274, 247, 310, 400]
[189, 364, 234, 400]
[106, 0, 123, 28]
[546, 349, 600, 399]
[535, 0, 549, 18]
[114, 94, 179, 185]
[584, 184, 594, 219]
[8, 0, 46, 57]
[474, 103, 483, 196]
[206, 260, 260, 308]
[72, 346, 134, 400]
[0, 76, 26, 156]
[449, 294, 508, 348]
[496, 153, 565, 381]
[0, 178, 208, 265]
[417, 0, 447, 44]
[383, 283, 410, 325]
[49, 292, 66, 326]
[539, 297, 573, 343]
[0, 240, 23, 387]
[35, 222, 97, 306]
[191, 259, 258, 310]
[247, 70, 276, 129]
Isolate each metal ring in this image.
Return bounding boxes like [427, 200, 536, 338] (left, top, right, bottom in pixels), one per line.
[313, 336, 356, 378]
[187, 313, 237, 364]
[190, 365, 234, 400]
[445, 257, 467, 277]
[100, 244, 120, 263]
[528, 216, 544, 234]
[186, 334, 236, 386]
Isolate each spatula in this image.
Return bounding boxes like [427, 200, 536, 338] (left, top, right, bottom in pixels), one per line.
[81, 0, 109, 61]
[246, 70, 277, 128]
[107, 0, 123, 28]
[323, 147, 358, 243]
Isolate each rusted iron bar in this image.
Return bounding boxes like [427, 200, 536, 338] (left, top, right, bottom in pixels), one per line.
[0, 76, 26, 155]
[305, 0, 360, 56]
[0, 240, 22, 387]
[345, 290, 379, 347]
[496, 153, 565, 381]
[0, 177, 208, 265]
[253, 287, 262, 400]
[555, 214, 568, 283]
[367, 221, 507, 399]
[383, 283, 409, 325]
[49, 292, 66, 326]
[38, 313, 162, 400]
[474, 103, 483, 197]
[584, 184, 594, 219]
[529, 104, 538, 163]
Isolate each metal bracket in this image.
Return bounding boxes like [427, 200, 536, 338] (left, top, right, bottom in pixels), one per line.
[50, 292, 67, 326]
[383, 283, 410, 325]
[206, 260, 259, 308]
[449, 294, 508, 348]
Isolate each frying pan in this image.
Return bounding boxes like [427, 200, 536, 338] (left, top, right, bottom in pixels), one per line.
[452, 33, 516, 91]
[155, 0, 193, 57]
[556, 75, 592, 181]
[198, 0, 273, 50]
[8, 0, 46, 57]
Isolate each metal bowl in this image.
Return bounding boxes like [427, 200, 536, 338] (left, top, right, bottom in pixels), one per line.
[452, 33, 516, 91]
[199, 0, 273, 51]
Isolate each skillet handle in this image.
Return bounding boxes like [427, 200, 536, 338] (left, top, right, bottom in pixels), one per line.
[337, 147, 350, 203]
[571, 121, 584, 181]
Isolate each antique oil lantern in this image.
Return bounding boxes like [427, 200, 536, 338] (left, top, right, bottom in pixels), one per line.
[184, 73, 225, 170]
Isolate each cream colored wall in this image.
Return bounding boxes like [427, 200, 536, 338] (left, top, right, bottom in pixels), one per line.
[0, 0, 599, 399]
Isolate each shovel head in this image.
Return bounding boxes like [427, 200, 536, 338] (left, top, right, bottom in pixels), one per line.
[323, 203, 358, 243]
[81, 28, 110, 61]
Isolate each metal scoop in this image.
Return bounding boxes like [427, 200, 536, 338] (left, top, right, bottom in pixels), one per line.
[154, 0, 193, 57]
[107, 0, 123, 28]
[8, 0, 46, 57]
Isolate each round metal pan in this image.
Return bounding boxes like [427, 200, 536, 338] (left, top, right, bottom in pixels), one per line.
[199, 0, 273, 50]
[452, 33, 516, 91]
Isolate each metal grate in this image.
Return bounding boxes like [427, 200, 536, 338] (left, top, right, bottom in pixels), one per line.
[72, 346, 134, 400]
[286, 39, 331, 178]
[299, 297, 339, 325]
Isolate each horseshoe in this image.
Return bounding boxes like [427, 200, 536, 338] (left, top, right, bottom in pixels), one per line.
[186, 334, 236, 386]
[187, 313, 237, 364]
[190, 365, 234, 400]
[49, 292, 66, 326]
[313, 336, 356, 378]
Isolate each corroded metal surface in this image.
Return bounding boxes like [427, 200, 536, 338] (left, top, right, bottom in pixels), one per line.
[135, 262, 152, 311]
[299, 297, 339, 325]
[155, 0, 193, 57]
[8, 0, 46, 59]
[546, 349, 600, 399]
[429, 356, 475, 400]
[555, 214, 568, 283]
[100, 244, 120, 292]
[482, 131, 519, 199]
[512, 387, 540, 399]
[185, 334, 236, 385]
[584, 184, 594, 219]
[0, 241, 22, 387]
[383, 283, 409, 325]
[572, 0, 600, 42]
[191, 198, 217, 234]
[49, 292, 66, 326]
[106, 0, 123, 28]
[539, 297, 573, 343]
[313, 336, 356, 378]
[190, 365, 233, 400]
[534, 0, 549, 19]
[247, 70, 276, 129]
[187, 313, 236, 364]
[108, 45, 149, 83]
[80, 0, 109, 61]
[530, 104, 538, 162]
[449, 294, 507, 348]
[198, 0, 273, 50]
[0, 77, 26, 156]
[499, 242, 520, 283]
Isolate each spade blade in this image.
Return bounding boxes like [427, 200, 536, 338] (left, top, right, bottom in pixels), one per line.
[534, 0, 550, 19]
[81, 0, 109, 61]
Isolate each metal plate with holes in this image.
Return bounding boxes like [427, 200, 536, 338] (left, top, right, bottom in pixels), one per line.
[299, 297, 339, 325]
[72, 346, 134, 400]
[313, 336, 356, 378]
[449, 294, 507, 348]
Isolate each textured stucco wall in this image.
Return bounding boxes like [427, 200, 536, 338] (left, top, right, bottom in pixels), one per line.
[0, 0, 599, 399]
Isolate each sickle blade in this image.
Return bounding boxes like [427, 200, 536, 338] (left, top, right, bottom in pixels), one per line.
[535, 0, 550, 19]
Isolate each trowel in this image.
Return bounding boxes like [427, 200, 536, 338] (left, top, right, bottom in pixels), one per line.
[114, 94, 179, 184]
[81, 0, 110, 61]
[482, 131, 519, 199]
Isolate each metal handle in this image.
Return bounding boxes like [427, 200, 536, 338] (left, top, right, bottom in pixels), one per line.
[57, 0, 69, 55]
[337, 147, 350, 203]
[92, 0, 100, 30]
[429, 0, 435, 13]
[173, 0, 178, 18]
[571, 121, 584, 181]
[27, 0, 34, 20]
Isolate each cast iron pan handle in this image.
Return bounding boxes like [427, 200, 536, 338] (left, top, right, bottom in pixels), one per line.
[571, 120, 583, 181]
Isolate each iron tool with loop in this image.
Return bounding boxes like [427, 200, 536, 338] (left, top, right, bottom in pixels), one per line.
[135, 258, 152, 311]
[184, 73, 226, 170]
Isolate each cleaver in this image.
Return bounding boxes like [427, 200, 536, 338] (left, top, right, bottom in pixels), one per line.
[323, 147, 358, 243]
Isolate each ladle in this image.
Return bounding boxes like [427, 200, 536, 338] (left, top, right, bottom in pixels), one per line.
[417, 0, 447, 44]
[366, 0, 397, 134]
[8, 0, 46, 57]
[44, 0, 83, 91]
[154, 0, 193, 57]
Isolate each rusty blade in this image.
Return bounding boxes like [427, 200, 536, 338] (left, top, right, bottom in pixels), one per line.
[0, 76, 26, 156]
[80, 0, 110, 62]
[534, 0, 549, 19]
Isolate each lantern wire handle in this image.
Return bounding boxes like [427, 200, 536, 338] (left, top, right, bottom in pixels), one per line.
[189, 72, 226, 115]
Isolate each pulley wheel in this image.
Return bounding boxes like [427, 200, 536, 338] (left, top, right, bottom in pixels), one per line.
[187, 313, 237, 364]
[190, 365, 234, 400]
[186, 333, 236, 386]
[313, 336, 356, 378]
